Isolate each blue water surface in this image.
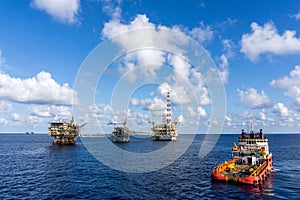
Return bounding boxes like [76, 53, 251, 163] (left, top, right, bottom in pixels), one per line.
[0, 134, 299, 199]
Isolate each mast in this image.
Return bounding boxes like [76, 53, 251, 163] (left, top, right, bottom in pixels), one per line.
[249, 113, 254, 133]
[166, 91, 171, 124]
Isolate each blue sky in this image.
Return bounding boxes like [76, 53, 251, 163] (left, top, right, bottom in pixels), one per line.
[1, 0, 300, 133]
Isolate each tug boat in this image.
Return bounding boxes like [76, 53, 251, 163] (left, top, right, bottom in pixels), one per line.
[211, 115, 273, 186]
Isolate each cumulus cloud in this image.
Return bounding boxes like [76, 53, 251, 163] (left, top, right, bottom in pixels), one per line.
[130, 98, 139, 106]
[157, 68, 210, 106]
[0, 71, 78, 105]
[101, 14, 214, 107]
[218, 54, 229, 83]
[189, 22, 214, 44]
[88, 103, 132, 125]
[222, 39, 236, 58]
[129, 112, 150, 126]
[99, 0, 122, 19]
[100, 13, 217, 129]
[272, 102, 289, 117]
[257, 109, 275, 126]
[118, 49, 166, 82]
[27, 115, 42, 125]
[30, 105, 71, 119]
[102, 14, 174, 81]
[133, 97, 166, 112]
[129, 96, 175, 124]
[102, 14, 155, 39]
[237, 88, 272, 109]
[197, 106, 207, 118]
[168, 54, 191, 81]
[270, 65, 300, 108]
[224, 115, 233, 126]
[31, 0, 80, 24]
[158, 82, 196, 105]
[241, 22, 300, 61]
[0, 118, 8, 126]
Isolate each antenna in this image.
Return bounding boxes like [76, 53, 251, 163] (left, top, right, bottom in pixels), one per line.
[123, 117, 127, 128]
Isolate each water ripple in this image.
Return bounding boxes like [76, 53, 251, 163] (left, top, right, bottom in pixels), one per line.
[0, 134, 299, 199]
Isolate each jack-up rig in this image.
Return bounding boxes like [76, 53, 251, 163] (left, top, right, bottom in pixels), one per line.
[150, 91, 178, 141]
[108, 118, 130, 143]
[48, 116, 85, 145]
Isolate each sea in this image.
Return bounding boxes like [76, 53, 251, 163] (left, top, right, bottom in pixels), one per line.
[0, 133, 299, 199]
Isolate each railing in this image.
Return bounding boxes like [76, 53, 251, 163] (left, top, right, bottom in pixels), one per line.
[250, 161, 267, 176]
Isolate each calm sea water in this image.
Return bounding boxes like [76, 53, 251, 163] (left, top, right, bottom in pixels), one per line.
[0, 134, 299, 199]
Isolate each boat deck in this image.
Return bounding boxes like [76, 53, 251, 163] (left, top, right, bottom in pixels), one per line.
[219, 164, 252, 179]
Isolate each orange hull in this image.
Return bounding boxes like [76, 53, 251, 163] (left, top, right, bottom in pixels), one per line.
[212, 154, 273, 186]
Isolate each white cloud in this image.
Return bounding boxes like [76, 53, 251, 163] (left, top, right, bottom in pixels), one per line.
[241, 22, 300, 61]
[258, 110, 267, 120]
[291, 10, 300, 20]
[87, 102, 151, 130]
[118, 50, 166, 82]
[139, 97, 166, 112]
[172, 22, 214, 44]
[177, 115, 185, 123]
[257, 109, 275, 126]
[222, 39, 236, 58]
[158, 82, 195, 105]
[102, 14, 155, 39]
[130, 98, 139, 106]
[218, 54, 229, 83]
[102, 14, 175, 81]
[129, 112, 150, 126]
[168, 54, 191, 81]
[88, 103, 131, 125]
[237, 88, 272, 109]
[99, 0, 122, 19]
[30, 105, 71, 119]
[156, 68, 210, 106]
[197, 106, 207, 118]
[0, 118, 8, 126]
[0, 71, 78, 105]
[270, 65, 300, 88]
[101, 13, 213, 124]
[27, 115, 42, 125]
[10, 113, 24, 122]
[273, 102, 289, 117]
[186, 106, 196, 117]
[189, 69, 211, 105]
[189, 22, 214, 44]
[224, 115, 233, 126]
[270, 66, 300, 109]
[31, 0, 80, 24]
[0, 100, 13, 113]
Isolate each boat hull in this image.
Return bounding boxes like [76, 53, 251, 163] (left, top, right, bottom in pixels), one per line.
[211, 154, 273, 186]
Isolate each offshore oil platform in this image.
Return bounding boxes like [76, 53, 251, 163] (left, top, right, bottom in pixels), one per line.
[108, 118, 130, 143]
[150, 92, 178, 141]
[48, 116, 84, 145]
